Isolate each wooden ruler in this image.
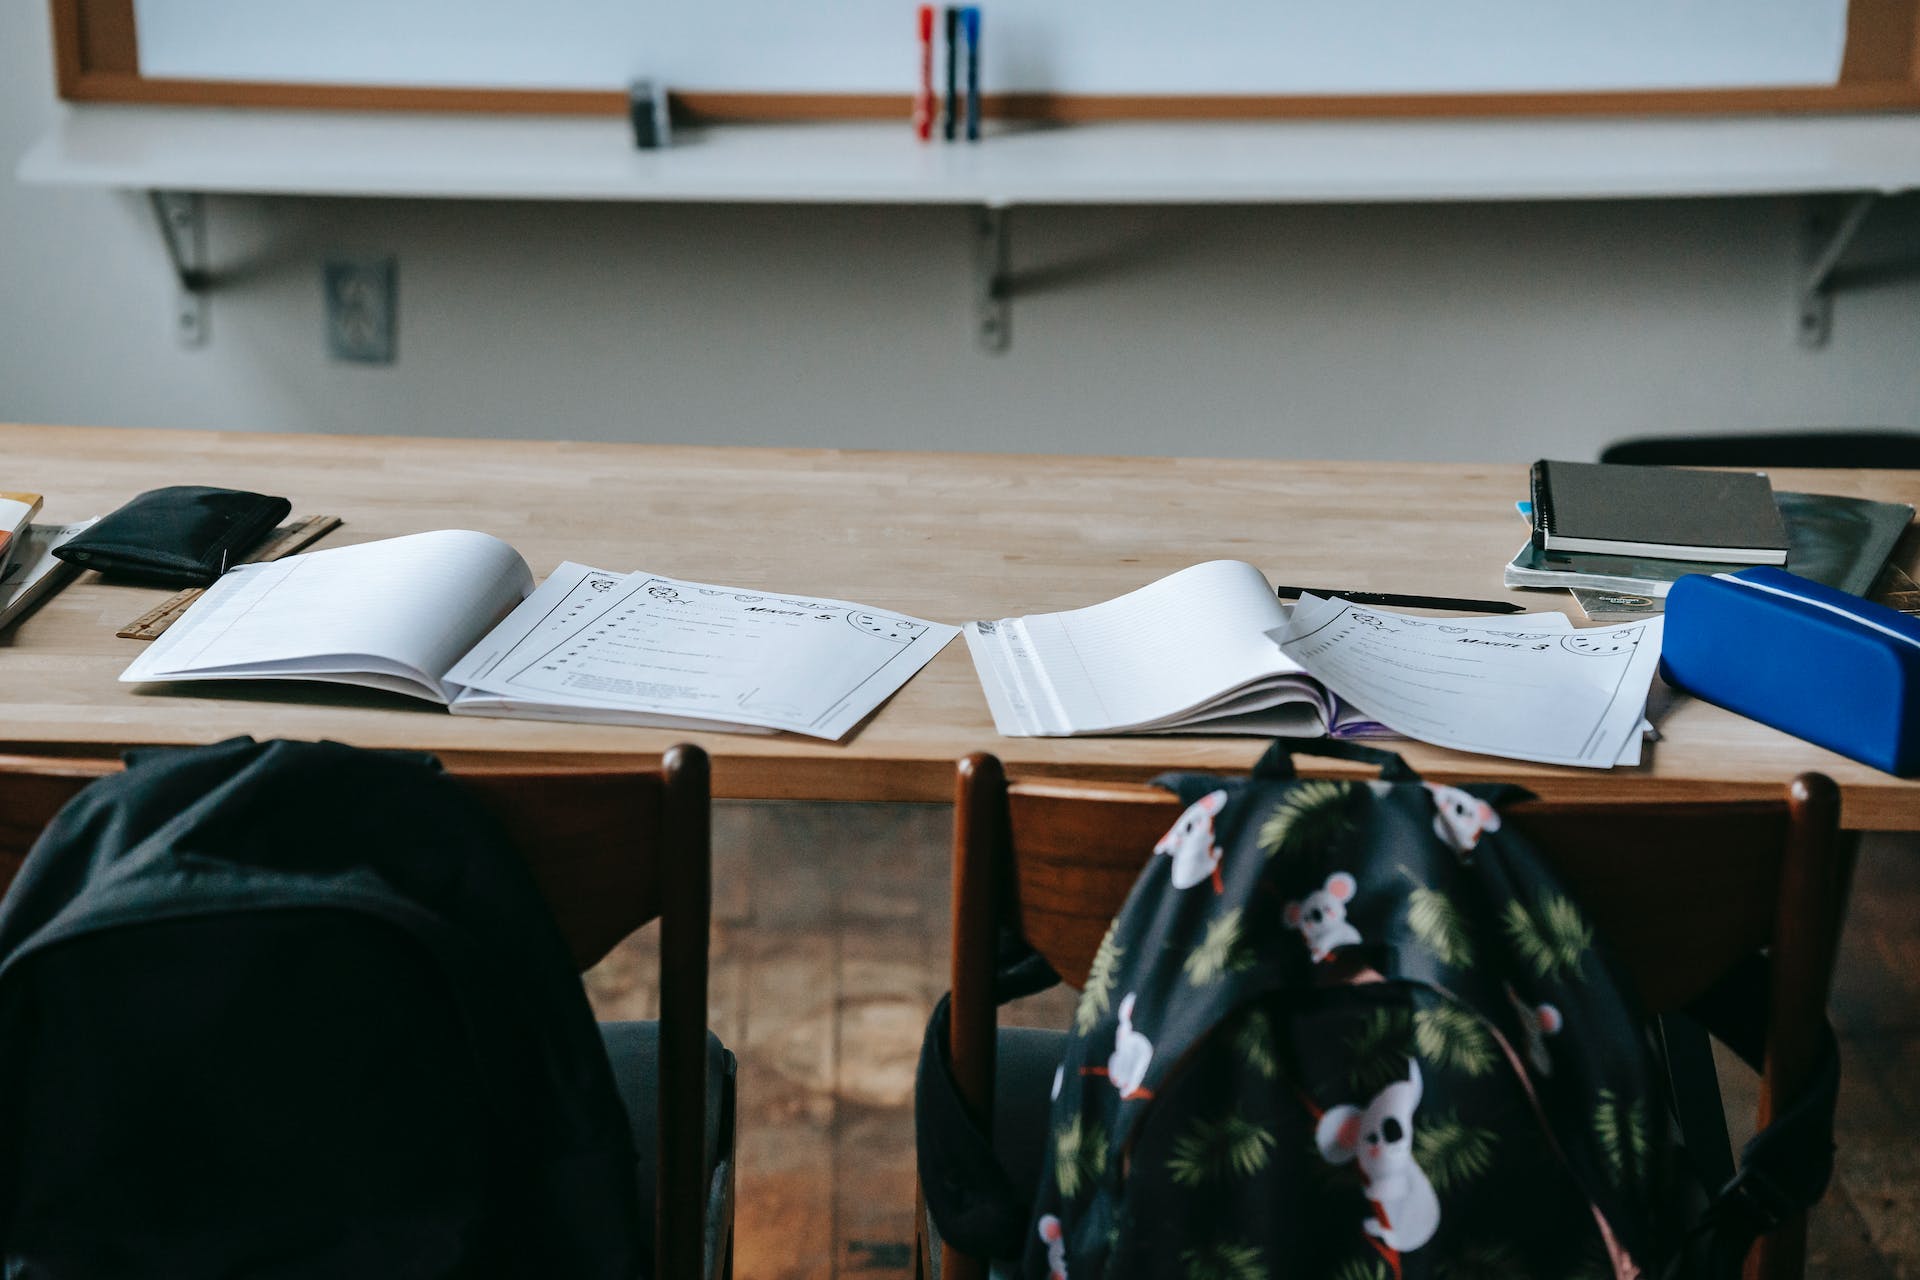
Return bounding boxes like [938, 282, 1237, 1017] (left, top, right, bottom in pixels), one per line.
[117, 515, 344, 641]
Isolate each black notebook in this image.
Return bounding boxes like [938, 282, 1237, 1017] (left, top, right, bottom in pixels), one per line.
[1529, 459, 1791, 564]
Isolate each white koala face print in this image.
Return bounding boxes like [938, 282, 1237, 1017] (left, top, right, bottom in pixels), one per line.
[1154, 790, 1229, 891]
[1284, 871, 1362, 962]
[1315, 1059, 1440, 1255]
[1424, 783, 1501, 854]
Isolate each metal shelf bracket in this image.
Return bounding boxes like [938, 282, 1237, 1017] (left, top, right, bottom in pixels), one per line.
[1797, 193, 1876, 349]
[149, 190, 210, 347]
[975, 204, 1010, 353]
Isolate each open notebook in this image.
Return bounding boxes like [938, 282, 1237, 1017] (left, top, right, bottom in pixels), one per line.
[964, 561, 1656, 768]
[965, 560, 1573, 738]
[122, 530, 957, 740]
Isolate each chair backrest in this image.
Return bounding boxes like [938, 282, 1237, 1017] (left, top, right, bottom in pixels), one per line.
[947, 754, 1853, 1280]
[1599, 430, 1920, 469]
[0, 744, 713, 1280]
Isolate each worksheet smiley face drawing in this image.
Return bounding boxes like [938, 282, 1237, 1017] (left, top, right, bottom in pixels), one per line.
[1560, 629, 1640, 657]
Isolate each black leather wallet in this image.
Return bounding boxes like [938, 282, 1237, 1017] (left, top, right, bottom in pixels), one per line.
[53, 485, 291, 587]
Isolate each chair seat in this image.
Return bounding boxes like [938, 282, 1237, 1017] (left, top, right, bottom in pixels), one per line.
[924, 1025, 1067, 1280]
[598, 1021, 737, 1279]
[989, 1027, 1068, 1207]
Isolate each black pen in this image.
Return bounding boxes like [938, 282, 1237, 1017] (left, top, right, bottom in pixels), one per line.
[1274, 586, 1526, 615]
[943, 6, 959, 142]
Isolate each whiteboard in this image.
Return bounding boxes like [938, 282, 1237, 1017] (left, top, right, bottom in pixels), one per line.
[133, 0, 1848, 97]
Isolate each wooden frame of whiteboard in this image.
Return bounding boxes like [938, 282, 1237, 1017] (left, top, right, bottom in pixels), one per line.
[49, 0, 1920, 121]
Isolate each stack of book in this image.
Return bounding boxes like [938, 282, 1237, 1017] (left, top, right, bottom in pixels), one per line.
[0, 494, 99, 636]
[1505, 460, 1913, 613]
[0, 492, 41, 581]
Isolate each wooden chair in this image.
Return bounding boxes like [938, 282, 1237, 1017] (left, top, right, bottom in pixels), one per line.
[0, 745, 732, 1280]
[927, 754, 1855, 1280]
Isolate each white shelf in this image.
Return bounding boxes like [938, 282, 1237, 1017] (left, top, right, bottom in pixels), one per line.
[18, 104, 1920, 204]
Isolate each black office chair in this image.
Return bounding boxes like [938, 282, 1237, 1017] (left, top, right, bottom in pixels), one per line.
[1601, 430, 1920, 469]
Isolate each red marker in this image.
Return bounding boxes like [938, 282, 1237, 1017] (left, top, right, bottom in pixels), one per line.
[914, 5, 935, 141]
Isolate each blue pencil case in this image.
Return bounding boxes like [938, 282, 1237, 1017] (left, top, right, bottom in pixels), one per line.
[1662, 566, 1920, 776]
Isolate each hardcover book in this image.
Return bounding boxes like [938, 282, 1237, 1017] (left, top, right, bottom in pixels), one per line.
[1530, 460, 1789, 564]
[1506, 490, 1912, 599]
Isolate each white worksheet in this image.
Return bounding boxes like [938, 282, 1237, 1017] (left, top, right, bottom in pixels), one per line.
[445, 562, 958, 741]
[1275, 597, 1663, 769]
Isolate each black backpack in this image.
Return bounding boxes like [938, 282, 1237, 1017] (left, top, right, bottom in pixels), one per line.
[919, 740, 1837, 1280]
[0, 738, 643, 1279]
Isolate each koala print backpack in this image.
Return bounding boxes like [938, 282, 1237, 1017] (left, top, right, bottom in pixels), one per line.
[1011, 739, 1839, 1280]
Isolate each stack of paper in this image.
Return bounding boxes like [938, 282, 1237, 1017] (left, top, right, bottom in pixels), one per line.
[1274, 594, 1662, 769]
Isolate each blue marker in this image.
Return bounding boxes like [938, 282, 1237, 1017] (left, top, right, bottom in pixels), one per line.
[962, 7, 982, 142]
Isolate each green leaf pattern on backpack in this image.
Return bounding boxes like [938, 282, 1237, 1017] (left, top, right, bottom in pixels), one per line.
[1344, 1005, 1414, 1097]
[1054, 1113, 1109, 1199]
[1501, 894, 1592, 981]
[1076, 920, 1123, 1034]
[1404, 877, 1475, 969]
[1593, 1088, 1648, 1184]
[1414, 1002, 1497, 1077]
[1167, 1110, 1279, 1187]
[1256, 780, 1356, 860]
[1329, 1257, 1392, 1280]
[1413, 1110, 1500, 1194]
[1433, 1242, 1523, 1280]
[1232, 1006, 1279, 1080]
[1184, 907, 1255, 986]
[1180, 1240, 1266, 1280]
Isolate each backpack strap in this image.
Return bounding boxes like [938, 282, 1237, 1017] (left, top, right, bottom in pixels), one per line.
[1250, 737, 1421, 782]
[1683, 956, 1841, 1276]
[1153, 739, 1422, 806]
[914, 932, 1062, 1262]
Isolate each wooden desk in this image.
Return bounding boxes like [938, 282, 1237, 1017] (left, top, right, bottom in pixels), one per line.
[5, 423, 1918, 829]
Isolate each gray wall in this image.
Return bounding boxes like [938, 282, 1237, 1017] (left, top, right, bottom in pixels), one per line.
[4, 1, 1917, 461]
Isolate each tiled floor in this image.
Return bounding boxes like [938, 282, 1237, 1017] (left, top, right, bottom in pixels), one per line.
[583, 803, 1920, 1279]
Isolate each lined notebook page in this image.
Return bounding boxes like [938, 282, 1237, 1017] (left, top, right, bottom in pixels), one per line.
[979, 560, 1296, 733]
[123, 530, 533, 701]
